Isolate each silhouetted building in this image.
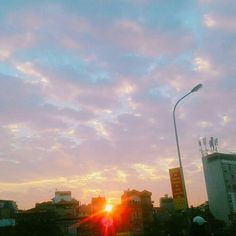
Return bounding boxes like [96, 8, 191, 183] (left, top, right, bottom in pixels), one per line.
[52, 191, 79, 235]
[0, 200, 17, 228]
[18, 191, 80, 236]
[91, 196, 106, 214]
[202, 152, 236, 224]
[160, 194, 174, 213]
[16, 208, 62, 236]
[89, 197, 108, 235]
[53, 191, 73, 204]
[120, 189, 153, 235]
[78, 204, 92, 217]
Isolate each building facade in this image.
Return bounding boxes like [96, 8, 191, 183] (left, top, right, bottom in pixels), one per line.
[0, 200, 17, 228]
[91, 196, 106, 214]
[159, 194, 174, 213]
[23, 191, 80, 236]
[53, 191, 73, 204]
[120, 189, 153, 235]
[202, 152, 236, 224]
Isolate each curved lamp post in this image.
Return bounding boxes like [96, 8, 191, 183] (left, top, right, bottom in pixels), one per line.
[173, 83, 203, 209]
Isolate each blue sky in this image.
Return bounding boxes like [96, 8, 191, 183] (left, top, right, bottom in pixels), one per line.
[0, 0, 236, 209]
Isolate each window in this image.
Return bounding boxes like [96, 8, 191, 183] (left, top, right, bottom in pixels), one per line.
[232, 185, 236, 191]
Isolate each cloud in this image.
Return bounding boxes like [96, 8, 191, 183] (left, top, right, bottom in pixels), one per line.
[204, 12, 236, 32]
[204, 14, 216, 28]
[193, 57, 211, 72]
[16, 62, 49, 85]
[0, 49, 11, 60]
[0, 0, 235, 209]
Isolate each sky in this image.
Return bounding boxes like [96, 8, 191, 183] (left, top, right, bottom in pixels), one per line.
[0, 0, 236, 210]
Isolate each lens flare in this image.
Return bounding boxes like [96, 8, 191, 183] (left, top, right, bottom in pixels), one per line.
[105, 204, 113, 213]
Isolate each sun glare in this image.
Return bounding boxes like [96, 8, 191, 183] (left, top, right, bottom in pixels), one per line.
[105, 204, 113, 213]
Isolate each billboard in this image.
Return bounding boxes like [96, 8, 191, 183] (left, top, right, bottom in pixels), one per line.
[169, 167, 187, 210]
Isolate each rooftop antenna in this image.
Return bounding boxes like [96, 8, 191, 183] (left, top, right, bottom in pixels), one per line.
[199, 136, 219, 157]
[209, 137, 214, 152]
[198, 139, 204, 157]
[214, 138, 218, 152]
[203, 137, 208, 155]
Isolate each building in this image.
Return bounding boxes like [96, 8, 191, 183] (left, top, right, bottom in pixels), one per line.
[53, 191, 73, 204]
[91, 196, 106, 214]
[120, 189, 153, 235]
[159, 194, 174, 213]
[0, 200, 17, 228]
[52, 191, 80, 235]
[16, 209, 61, 236]
[17, 191, 80, 236]
[78, 204, 92, 217]
[202, 152, 236, 224]
[89, 197, 108, 235]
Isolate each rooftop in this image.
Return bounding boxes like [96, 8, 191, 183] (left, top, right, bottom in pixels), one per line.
[203, 152, 236, 162]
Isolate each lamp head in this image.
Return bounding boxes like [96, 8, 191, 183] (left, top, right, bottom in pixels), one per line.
[191, 83, 203, 93]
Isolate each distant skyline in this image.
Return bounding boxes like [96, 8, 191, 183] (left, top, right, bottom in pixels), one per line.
[0, 0, 236, 209]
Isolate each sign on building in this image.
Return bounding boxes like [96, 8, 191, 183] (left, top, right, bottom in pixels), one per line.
[169, 167, 187, 210]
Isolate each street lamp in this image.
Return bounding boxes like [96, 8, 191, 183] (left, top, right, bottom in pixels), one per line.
[173, 83, 203, 209]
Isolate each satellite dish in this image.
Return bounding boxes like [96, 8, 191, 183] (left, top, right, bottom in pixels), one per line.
[193, 216, 207, 225]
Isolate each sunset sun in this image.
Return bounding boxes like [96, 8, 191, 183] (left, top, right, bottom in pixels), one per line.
[105, 204, 113, 213]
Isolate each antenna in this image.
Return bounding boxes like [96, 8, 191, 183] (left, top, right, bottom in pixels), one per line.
[209, 137, 214, 151]
[198, 136, 219, 156]
[214, 138, 218, 152]
[198, 139, 204, 157]
[203, 137, 208, 155]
